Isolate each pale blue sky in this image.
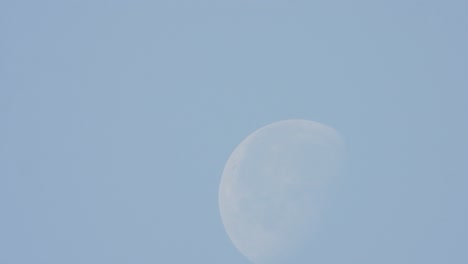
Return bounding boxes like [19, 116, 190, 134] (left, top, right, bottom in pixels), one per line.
[1, 1, 467, 263]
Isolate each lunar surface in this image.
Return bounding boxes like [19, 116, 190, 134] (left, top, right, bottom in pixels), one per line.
[218, 119, 344, 264]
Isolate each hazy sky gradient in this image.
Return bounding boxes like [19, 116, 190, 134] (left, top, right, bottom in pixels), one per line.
[1, 0, 467, 263]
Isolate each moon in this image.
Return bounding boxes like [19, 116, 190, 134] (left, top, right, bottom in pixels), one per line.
[218, 119, 344, 264]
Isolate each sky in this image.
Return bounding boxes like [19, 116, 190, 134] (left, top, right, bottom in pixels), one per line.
[1, 0, 467, 263]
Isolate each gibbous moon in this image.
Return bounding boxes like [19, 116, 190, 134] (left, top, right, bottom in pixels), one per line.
[218, 119, 344, 264]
